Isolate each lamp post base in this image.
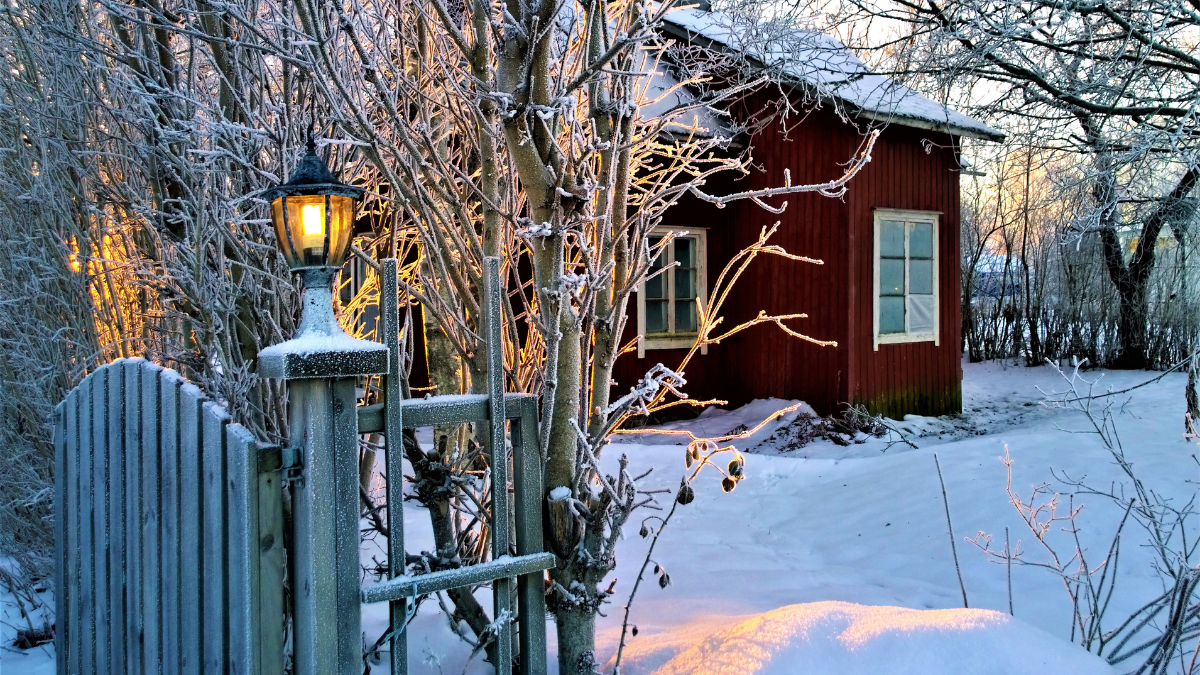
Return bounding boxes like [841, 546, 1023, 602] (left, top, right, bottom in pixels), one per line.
[258, 268, 388, 380]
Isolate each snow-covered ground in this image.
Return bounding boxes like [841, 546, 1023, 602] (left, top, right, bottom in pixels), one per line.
[6, 360, 1194, 674]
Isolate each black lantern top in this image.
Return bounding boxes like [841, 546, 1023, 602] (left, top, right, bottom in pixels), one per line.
[265, 136, 365, 271]
[263, 136, 365, 203]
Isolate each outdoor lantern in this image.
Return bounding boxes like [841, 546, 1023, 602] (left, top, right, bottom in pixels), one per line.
[263, 135, 364, 272]
[258, 133, 386, 381]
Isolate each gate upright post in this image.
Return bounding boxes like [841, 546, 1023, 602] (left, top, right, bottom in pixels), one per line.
[260, 268, 388, 675]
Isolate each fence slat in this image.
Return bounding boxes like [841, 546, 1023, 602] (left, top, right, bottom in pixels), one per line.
[106, 361, 126, 674]
[124, 360, 143, 675]
[91, 365, 110, 675]
[179, 382, 206, 673]
[64, 389, 82, 675]
[78, 377, 95, 675]
[227, 424, 257, 675]
[53, 402, 67, 675]
[513, 396, 548, 675]
[202, 402, 230, 673]
[140, 364, 163, 675]
[159, 370, 183, 675]
[258, 444, 286, 675]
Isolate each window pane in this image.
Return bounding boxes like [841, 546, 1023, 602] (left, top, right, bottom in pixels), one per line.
[675, 237, 695, 268]
[880, 221, 905, 258]
[676, 300, 697, 333]
[910, 222, 933, 259]
[646, 273, 665, 300]
[879, 296, 905, 334]
[646, 300, 667, 333]
[649, 237, 665, 271]
[879, 259, 905, 296]
[675, 267, 696, 300]
[909, 294, 935, 333]
[909, 259, 933, 295]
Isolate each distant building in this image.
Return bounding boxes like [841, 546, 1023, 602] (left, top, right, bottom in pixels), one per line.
[610, 9, 1005, 418]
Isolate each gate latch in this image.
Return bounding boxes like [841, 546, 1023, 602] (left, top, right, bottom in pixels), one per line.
[280, 445, 304, 487]
[259, 443, 305, 487]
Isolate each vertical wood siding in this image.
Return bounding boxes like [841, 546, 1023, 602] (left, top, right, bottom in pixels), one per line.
[847, 124, 963, 418]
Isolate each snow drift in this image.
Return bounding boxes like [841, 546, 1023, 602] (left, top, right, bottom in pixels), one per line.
[611, 601, 1115, 675]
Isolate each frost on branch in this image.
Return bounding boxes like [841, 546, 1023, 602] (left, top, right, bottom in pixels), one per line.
[607, 364, 687, 417]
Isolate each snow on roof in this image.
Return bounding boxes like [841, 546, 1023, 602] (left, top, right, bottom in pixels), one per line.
[637, 46, 736, 140]
[661, 8, 1005, 142]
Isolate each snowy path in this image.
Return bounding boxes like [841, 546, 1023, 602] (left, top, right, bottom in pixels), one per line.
[5, 361, 1193, 674]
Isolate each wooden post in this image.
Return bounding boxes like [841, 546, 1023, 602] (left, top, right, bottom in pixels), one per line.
[258, 267, 388, 675]
[382, 258, 409, 675]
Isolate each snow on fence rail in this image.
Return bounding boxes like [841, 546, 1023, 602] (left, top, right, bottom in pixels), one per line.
[53, 358, 285, 675]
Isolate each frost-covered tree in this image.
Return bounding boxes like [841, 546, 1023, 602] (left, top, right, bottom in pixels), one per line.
[1, 0, 875, 667]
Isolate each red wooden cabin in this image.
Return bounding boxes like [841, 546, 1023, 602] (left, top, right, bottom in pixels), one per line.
[611, 10, 1005, 418]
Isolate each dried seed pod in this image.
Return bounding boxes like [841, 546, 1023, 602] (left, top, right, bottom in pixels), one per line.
[690, 447, 700, 461]
[676, 482, 695, 505]
[658, 572, 671, 588]
[721, 476, 736, 492]
[632, 625, 639, 637]
[685, 452, 693, 469]
[639, 524, 649, 538]
[728, 459, 743, 477]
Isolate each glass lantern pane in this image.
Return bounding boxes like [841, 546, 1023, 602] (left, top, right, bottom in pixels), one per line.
[676, 300, 697, 333]
[909, 259, 933, 295]
[879, 296, 905, 334]
[282, 194, 328, 267]
[326, 195, 355, 267]
[646, 300, 667, 333]
[909, 294, 935, 333]
[271, 198, 299, 267]
[880, 221, 905, 258]
[879, 259, 905, 296]
[910, 222, 933, 259]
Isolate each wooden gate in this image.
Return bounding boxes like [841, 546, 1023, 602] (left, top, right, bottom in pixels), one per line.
[53, 359, 285, 675]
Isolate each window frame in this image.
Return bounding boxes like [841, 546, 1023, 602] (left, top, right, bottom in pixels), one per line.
[872, 209, 940, 350]
[637, 226, 708, 357]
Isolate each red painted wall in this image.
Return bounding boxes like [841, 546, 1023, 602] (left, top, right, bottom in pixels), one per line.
[612, 98, 964, 419]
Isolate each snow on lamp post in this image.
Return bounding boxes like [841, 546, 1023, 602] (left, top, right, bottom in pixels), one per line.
[258, 134, 386, 675]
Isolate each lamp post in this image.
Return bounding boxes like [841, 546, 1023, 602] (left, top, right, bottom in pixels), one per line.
[259, 135, 386, 675]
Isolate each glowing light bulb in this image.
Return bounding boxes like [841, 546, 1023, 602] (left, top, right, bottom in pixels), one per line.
[301, 203, 323, 236]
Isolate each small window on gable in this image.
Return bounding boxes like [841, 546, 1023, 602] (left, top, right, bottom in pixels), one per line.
[638, 227, 707, 356]
[874, 210, 939, 349]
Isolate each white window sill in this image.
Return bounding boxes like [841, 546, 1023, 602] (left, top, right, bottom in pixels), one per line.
[875, 332, 937, 348]
[637, 334, 707, 357]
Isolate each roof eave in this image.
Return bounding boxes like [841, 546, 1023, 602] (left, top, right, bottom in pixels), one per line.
[854, 108, 1006, 143]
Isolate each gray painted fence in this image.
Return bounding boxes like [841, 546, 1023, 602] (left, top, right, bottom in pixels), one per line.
[54, 358, 286, 675]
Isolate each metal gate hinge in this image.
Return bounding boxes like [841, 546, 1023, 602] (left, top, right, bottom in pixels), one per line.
[280, 445, 304, 487]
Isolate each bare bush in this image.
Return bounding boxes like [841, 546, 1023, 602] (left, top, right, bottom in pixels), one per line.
[972, 363, 1200, 673]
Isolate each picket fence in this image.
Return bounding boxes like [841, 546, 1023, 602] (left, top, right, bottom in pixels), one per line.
[53, 359, 285, 675]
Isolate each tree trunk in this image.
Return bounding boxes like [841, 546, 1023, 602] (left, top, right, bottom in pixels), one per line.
[1113, 280, 1149, 369]
[555, 605, 598, 675]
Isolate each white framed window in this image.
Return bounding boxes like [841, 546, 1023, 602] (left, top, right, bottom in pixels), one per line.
[873, 209, 939, 349]
[637, 226, 708, 357]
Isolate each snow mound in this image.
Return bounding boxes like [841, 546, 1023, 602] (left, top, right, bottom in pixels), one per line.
[614, 601, 1115, 675]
